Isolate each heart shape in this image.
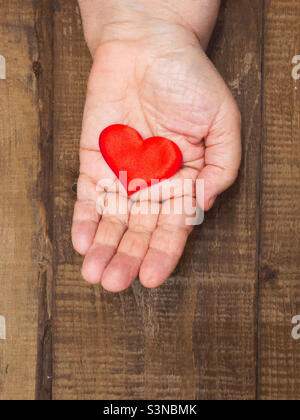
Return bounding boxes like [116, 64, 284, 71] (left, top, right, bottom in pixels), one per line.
[99, 124, 183, 195]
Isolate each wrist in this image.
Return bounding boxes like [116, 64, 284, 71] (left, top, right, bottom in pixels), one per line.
[78, 0, 220, 56]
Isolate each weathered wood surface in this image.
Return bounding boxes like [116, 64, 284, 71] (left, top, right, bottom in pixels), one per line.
[191, 0, 263, 400]
[258, 0, 300, 400]
[0, 0, 48, 399]
[0, 0, 299, 400]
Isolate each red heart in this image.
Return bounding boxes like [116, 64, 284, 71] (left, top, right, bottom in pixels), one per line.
[99, 124, 183, 195]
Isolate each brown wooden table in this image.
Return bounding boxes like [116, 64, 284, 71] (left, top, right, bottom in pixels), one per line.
[0, 0, 299, 400]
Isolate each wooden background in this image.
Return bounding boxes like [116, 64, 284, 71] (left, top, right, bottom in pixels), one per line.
[0, 0, 299, 400]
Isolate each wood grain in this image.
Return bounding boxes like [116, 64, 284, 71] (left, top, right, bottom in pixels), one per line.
[190, 0, 263, 399]
[51, 1, 149, 399]
[33, 0, 54, 401]
[51, 0, 263, 400]
[0, 0, 299, 401]
[0, 0, 49, 400]
[258, 0, 300, 400]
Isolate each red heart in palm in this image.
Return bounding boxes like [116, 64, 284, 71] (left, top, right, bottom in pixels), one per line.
[99, 124, 183, 195]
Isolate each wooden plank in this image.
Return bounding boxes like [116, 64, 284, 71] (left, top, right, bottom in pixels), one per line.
[190, 0, 263, 400]
[52, 0, 263, 399]
[258, 0, 300, 400]
[0, 0, 50, 400]
[33, 0, 54, 401]
[52, 1, 148, 400]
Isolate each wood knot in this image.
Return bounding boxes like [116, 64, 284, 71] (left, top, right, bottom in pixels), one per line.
[261, 265, 279, 286]
[32, 61, 42, 79]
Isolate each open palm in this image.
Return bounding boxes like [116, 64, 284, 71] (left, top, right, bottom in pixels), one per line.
[72, 36, 241, 292]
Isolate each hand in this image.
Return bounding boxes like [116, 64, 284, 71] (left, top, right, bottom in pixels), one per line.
[72, 3, 241, 292]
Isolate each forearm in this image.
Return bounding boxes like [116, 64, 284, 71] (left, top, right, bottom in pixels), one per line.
[78, 0, 220, 55]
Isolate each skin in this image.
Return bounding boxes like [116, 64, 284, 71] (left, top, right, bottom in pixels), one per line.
[72, 0, 242, 292]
